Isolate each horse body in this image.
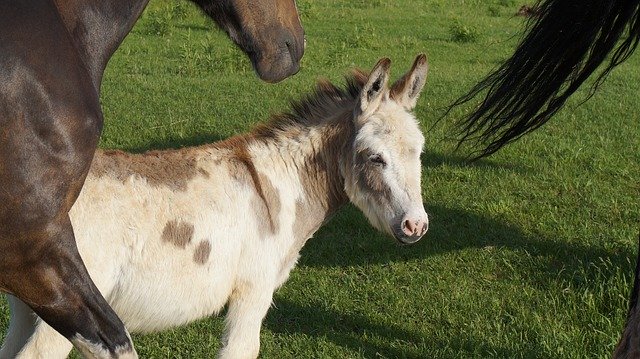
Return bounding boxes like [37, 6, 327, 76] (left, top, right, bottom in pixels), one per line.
[0, 0, 303, 357]
[0, 1, 127, 356]
[2, 56, 429, 359]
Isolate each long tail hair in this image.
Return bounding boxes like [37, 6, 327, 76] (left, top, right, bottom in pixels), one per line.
[450, 0, 640, 158]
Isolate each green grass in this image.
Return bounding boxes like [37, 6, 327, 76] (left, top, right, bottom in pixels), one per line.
[3, 0, 639, 358]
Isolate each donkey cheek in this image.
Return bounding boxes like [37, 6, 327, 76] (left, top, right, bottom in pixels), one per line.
[360, 168, 393, 201]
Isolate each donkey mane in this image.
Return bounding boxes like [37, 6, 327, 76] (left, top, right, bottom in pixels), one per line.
[250, 69, 369, 139]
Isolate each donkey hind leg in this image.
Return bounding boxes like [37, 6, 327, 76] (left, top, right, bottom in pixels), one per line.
[218, 286, 274, 359]
[5, 218, 136, 359]
[0, 295, 72, 359]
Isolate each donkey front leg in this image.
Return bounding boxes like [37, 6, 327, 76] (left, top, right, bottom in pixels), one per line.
[0, 295, 72, 359]
[219, 285, 274, 359]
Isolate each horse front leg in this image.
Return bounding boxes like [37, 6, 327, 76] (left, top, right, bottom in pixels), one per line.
[219, 284, 274, 359]
[0, 216, 136, 359]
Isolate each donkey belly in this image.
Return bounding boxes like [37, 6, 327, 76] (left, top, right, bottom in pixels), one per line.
[74, 220, 240, 334]
[109, 255, 235, 333]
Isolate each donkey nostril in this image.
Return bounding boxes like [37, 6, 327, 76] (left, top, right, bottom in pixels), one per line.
[402, 219, 415, 236]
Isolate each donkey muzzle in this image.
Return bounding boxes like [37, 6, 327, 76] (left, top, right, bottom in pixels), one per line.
[393, 213, 428, 245]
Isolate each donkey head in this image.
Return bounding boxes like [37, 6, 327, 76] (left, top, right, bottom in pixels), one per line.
[342, 55, 429, 244]
[191, 0, 304, 83]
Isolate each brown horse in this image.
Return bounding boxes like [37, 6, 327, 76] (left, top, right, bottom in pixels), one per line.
[0, 0, 303, 358]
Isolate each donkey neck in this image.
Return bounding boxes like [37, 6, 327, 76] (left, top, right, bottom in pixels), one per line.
[248, 111, 354, 241]
[53, 0, 149, 90]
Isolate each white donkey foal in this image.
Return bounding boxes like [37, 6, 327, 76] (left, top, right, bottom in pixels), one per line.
[1, 54, 430, 359]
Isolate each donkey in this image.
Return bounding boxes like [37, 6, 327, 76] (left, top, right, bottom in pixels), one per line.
[1, 54, 429, 359]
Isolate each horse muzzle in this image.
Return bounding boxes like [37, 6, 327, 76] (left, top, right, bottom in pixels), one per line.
[252, 28, 304, 83]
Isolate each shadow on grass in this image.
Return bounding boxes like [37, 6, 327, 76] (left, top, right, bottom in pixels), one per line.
[265, 203, 634, 357]
[264, 297, 540, 359]
[303, 203, 634, 271]
[263, 298, 539, 359]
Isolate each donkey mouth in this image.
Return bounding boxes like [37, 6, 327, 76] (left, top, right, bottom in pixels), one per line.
[391, 220, 427, 245]
[391, 225, 425, 245]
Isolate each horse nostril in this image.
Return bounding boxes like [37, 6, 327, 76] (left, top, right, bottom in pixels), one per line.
[282, 38, 297, 62]
[279, 30, 303, 62]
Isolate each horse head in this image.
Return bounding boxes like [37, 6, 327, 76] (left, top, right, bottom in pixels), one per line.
[191, 0, 304, 83]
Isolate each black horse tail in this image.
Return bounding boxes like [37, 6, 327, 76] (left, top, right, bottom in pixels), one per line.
[450, 0, 640, 158]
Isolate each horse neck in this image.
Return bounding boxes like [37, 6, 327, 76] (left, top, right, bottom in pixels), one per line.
[53, 0, 149, 91]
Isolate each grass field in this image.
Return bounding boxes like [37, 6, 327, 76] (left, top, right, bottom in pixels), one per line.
[2, 0, 639, 358]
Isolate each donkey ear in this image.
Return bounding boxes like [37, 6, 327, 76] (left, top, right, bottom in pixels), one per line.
[359, 58, 391, 117]
[390, 54, 428, 110]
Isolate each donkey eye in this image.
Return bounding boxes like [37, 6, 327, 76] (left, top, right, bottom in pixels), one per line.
[369, 154, 386, 166]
